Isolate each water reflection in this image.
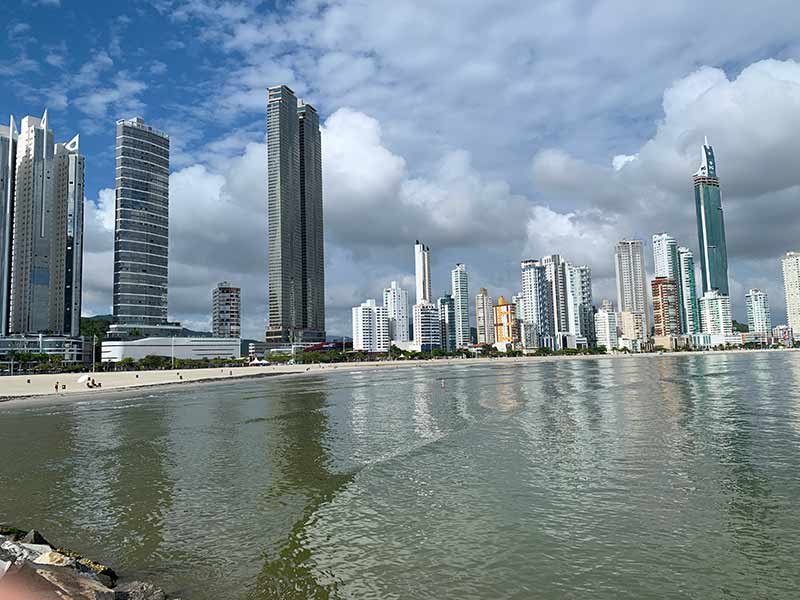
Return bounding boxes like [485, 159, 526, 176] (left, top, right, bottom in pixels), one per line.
[2, 355, 800, 599]
[248, 377, 351, 599]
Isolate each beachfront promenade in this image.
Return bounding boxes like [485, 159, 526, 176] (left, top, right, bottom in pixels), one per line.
[0, 348, 795, 401]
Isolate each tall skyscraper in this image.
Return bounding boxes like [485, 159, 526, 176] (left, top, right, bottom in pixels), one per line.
[212, 281, 241, 338]
[352, 299, 389, 352]
[651, 277, 680, 337]
[699, 290, 732, 336]
[677, 247, 700, 334]
[520, 259, 552, 349]
[8, 112, 84, 336]
[614, 239, 649, 336]
[111, 117, 174, 337]
[297, 102, 325, 340]
[566, 264, 595, 345]
[694, 138, 729, 296]
[414, 241, 431, 304]
[541, 254, 570, 335]
[383, 280, 409, 342]
[437, 293, 456, 352]
[475, 287, 495, 345]
[412, 241, 438, 351]
[266, 85, 325, 345]
[451, 263, 469, 348]
[782, 251, 800, 337]
[745, 288, 771, 336]
[0, 117, 17, 336]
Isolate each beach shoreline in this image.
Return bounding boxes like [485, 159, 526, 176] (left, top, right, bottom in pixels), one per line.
[0, 347, 795, 406]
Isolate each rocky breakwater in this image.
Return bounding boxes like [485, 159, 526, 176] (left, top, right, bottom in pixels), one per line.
[0, 527, 176, 599]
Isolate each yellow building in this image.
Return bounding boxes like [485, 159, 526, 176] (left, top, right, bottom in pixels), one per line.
[493, 296, 519, 346]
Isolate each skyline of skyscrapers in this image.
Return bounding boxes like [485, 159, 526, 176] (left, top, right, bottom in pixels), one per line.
[266, 84, 325, 346]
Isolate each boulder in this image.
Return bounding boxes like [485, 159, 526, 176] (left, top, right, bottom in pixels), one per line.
[21, 529, 52, 546]
[1, 539, 40, 561]
[34, 550, 78, 568]
[33, 562, 115, 599]
[114, 581, 168, 600]
[20, 542, 53, 558]
[56, 548, 119, 588]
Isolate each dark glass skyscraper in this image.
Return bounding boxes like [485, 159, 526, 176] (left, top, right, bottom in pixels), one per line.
[266, 85, 325, 345]
[693, 138, 729, 296]
[111, 117, 174, 336]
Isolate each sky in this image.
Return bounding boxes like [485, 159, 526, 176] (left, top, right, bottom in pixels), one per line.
[3, 0, 800, 338]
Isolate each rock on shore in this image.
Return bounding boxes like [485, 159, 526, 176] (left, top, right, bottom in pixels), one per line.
[0, 527, 175, 599]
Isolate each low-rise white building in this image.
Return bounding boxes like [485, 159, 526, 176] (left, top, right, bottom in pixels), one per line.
[745, 288, 771, 335]
[594, 309, 618, 351]
[102, 337, 241, 362]
[699, 291, 733, 336]
[352, 299, 389, 352]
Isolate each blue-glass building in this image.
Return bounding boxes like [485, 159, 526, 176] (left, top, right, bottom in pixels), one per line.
[693, 139, 729, 296]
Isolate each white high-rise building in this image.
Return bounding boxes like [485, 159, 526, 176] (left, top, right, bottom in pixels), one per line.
[383, 281, 409, 342]
[699, 291, 732, 336]
[783, 252, 800, 337]
[677, 247, 700, 334]
[414, 241, 431, 304]
[7, 111, 84, 337]
[614, 239, 649, 337]
[652, 233, 679, 279]
[594, 309, 618, 351]
[475, 287, 495, 345]
[745, 289, 771, 335]
[566, 264, 594, 345]
[451, 263, 470, 348]
[520, 259, 551, 349]
[352, 299, 389, 352]
[541, 254, 570, 336]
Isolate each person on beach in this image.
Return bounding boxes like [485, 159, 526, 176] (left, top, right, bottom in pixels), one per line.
[54, 382, 59, 393]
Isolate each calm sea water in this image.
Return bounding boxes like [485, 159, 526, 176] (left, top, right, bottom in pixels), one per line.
[1, 353, 800, 599]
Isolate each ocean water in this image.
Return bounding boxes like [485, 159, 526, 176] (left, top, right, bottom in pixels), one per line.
[1, 352, 799, 598]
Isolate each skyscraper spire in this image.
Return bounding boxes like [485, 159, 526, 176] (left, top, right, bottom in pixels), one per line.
[693, 138, 728, 296]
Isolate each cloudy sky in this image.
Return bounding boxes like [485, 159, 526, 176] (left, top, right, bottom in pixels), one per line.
[3, 0, 800, 337]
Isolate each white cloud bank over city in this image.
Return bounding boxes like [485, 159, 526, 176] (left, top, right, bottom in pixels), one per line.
[80, 57, 800, 336]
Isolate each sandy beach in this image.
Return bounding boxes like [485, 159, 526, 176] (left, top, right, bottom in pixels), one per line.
[0, 348, 795, 404]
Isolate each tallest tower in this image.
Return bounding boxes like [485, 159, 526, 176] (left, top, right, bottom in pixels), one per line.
[694, 138, 729, 296]
[266, 85, 325, 345]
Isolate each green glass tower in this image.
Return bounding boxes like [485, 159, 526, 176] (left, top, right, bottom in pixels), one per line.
[693, 138, 729, 296]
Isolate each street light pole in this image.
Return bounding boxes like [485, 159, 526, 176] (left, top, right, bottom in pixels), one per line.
[92, 335, 97, 373]
[171, 335, 175, 370]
